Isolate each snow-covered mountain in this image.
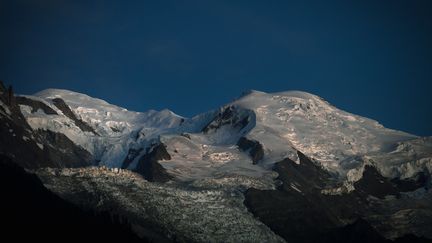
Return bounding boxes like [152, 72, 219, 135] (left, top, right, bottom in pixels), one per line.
[19, 89, 183, 166]
[3, 81, 432, 242]
[17, 88, 431, 187]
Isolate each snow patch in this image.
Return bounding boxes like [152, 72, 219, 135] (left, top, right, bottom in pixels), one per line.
[0, 100, 11, 115]
[36, 143, 44, 150]
[290, 183, 302, 193]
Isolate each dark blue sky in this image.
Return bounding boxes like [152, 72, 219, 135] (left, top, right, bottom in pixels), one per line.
[1, 0, 431, 136]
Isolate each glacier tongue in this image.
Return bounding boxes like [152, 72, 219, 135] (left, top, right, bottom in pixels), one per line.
[18, 88, 431, 184]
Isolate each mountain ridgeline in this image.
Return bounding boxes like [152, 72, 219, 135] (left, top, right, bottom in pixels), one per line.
[1, 80, 431, 242]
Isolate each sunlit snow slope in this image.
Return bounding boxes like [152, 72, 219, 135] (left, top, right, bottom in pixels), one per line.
[20, 89, 184, 167]
[230, 90, 425, 179]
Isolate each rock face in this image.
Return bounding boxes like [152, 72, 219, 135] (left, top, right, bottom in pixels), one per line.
[52, 97, 98, 135]
[391, 172, 431, 192]
[134, 143, 173, 182]
[202, 105, 252, 134]
[121, 148, 144, 169]
[320, 218, 387, 243]
[0, 81, 53, 168]
[0, 81, 93, 169]
[244, 153, 342, 242]
[0, 103, 47, 168]
[244, 151, 432, 242]
[274, 151, 334, 193]
[353, 165, 400, 199]
[36, 129, 94, 167]
[237, 136, 264, 164]
[16, 96, 58, 114]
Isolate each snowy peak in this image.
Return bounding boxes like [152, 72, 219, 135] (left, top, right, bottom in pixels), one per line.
[33, 88, 183, 135]
[18, 88, 185, 168]
[235, 89, 324, 104]
[231, 90, 416, 158]
[4, 80, 431, 242]
[208, 89, 427, 183]
[15, 87, 431, 185]
[35, 89, 116, 108]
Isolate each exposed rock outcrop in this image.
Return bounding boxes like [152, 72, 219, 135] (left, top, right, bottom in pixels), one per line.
[36, 129, 94, 167]
[52, 97, 98, 135]
[16, 96, 57, 115]
[121, 148, 144, 169]
[0, 81, 93, 169]
[134, 143, 173, 182]
[354, 165, 400, 199]
[237, 137, 264, 164]
[244, 152, 342, 242]
[202, 105, 252, 134]
[391, 171, 431, 192]
[244, 151, 432, 242]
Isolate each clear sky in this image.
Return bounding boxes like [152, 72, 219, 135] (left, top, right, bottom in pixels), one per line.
[1, 0, 431, 136]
